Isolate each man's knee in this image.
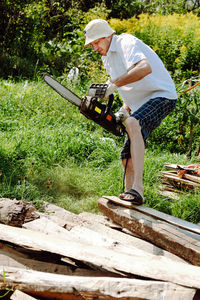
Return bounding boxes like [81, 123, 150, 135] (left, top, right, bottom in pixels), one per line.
[125, 117, 141, 136]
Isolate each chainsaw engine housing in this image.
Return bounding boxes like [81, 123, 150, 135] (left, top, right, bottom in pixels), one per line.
[80, 95, 125, 137]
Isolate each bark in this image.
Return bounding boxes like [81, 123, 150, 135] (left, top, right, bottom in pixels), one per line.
[0, 198, 39, 227]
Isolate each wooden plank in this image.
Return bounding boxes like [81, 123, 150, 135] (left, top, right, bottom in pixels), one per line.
[10, 290, 37, 300]
[40, 202, 122, 230]
[102, 196, 200, 236]
[1, 224, 200, 288]
[164, 163, 200, 174]
[24, 216, 187, 263]
[98, 198, 200, 267]
[102, 196, 134, 208]
[71, 218, 186, 263]
[161, 173, 200, 189]
[161, 170, 200, 184]
[183, 173, 200, 184]
[40, 202, 81, 228]
[1, 267, 196, 300]
[23, 217, 75, 240]
[23, 217, 153, 260]
[79, 211, 122, 229]
[0, 244, 115, 277]
[159, 190, 180, 200]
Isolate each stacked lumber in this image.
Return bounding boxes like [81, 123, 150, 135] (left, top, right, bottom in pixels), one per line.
[0, 198, 200, 299]
[160, 163, 200, 192]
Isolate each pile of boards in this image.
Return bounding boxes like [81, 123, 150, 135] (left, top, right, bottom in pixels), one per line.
[1, 197, 200, 300]
[160, 163, 200, 192]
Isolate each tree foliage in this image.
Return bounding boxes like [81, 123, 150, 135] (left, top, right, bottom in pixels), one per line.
[0, 0, 199, 78]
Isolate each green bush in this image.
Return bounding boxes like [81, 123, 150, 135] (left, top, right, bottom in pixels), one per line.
[110, 13, 200, 81]
[148, 88, 200, 155]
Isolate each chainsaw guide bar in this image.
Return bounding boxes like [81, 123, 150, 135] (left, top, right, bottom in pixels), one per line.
[43, 74, 81, 107]
[43, 74, 125, 137]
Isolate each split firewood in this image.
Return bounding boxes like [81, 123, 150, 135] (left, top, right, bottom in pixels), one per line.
[0, 198, 39, 227]
[23, 217, 154, 257]
[79, 219, 187, 262]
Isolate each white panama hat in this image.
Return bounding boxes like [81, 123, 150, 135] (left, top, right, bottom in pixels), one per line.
[84, 19, 115, 46]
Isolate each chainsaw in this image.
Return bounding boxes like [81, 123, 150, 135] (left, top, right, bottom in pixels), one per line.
[43, 74, 125, 137]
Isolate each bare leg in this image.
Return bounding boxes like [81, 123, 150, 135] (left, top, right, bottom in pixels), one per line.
[120, 117, 145, 200]
[121, 158, 134, 190]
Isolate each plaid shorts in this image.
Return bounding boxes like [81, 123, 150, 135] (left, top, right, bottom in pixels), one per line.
[120, 97, 177, 159]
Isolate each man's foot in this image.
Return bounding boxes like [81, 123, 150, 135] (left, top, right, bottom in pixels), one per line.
[119, 189, 144, 205]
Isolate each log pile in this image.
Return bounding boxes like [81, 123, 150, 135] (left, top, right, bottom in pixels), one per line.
[160, 163, 200, 193]
[0, 197, 200, 299]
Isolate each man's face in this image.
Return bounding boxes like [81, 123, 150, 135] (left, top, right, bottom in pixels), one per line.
[90, 36, 111, 56]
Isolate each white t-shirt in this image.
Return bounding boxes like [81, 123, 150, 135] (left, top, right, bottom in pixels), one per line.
[102, 34, 177, 112]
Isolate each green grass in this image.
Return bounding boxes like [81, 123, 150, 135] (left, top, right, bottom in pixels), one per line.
[0, 78, 200, 223]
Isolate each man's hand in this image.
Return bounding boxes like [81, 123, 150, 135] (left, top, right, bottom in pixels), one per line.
[87, 80, 117, 100]
[104, 80, 117, 99]
[115, 106, 130, 122]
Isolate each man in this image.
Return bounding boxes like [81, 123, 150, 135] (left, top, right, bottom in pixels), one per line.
[84, 19, 177, 205]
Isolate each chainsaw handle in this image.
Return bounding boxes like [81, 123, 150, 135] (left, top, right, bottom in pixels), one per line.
[107, 94, 114, 111]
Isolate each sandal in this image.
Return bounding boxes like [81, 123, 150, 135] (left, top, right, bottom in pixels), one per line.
[119, 188, 144, 205]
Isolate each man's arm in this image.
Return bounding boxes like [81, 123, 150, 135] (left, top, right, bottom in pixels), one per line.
[113, 59, 152, 87]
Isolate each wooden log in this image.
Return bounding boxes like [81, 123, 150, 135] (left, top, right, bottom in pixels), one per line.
[0, 198, 39, 227]
[10, 290, 37, 300]
[1, 224, 200, 288]
[98, 197, 200, 267]
[0, 267, 197, 300]
[102, 196, 200, 235]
